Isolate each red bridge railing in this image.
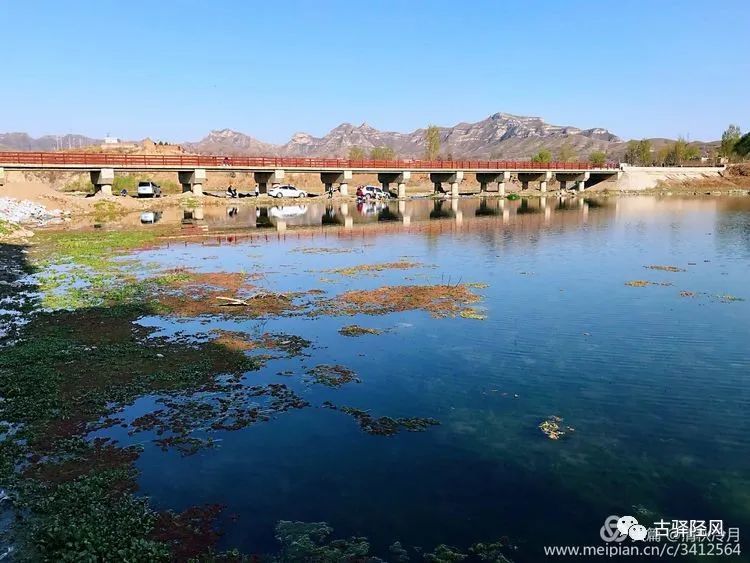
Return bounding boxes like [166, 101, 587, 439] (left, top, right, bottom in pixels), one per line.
[0, 151, 619, 170]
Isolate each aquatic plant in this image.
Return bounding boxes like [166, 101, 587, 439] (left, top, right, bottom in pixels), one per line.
[322, 260, 421, 277]
[274, 520, 372, 562]
[324, 403, 440, 436]
[305, 364, 360, 388]
[538, 415, 575, 440]
[338, 325, 383, 337]
[317, 284, 482, 318]
[644, 265, 686, 272]
[423, 544, 468, 561]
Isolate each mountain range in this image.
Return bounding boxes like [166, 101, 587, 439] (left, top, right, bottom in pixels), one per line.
[183, 113, 622, 159]
[2, 113, 630, 159]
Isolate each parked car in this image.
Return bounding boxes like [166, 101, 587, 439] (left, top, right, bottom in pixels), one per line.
[137, 181, 162, 198]
[362, 185, 390, 200]
[268, 185, 307, 199]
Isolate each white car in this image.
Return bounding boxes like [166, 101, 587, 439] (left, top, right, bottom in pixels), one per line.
[137, 181, 162, 198]
[268, 185, 307, 199]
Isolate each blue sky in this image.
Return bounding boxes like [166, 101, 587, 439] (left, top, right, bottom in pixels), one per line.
[1, 0, 748, 143]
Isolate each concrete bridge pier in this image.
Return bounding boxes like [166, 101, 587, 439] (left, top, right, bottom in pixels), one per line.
[430, 171, 463, 197]
[254, 170, 285, 194]
[178, 169, 207, 196]
[321, 171, 353, 196]
[556, 172, 590, 192]
[476, 171, 510, 195]
[518, 171, 552, 192]
[90, 168, 115, 196]
[377, 171, 410, 198]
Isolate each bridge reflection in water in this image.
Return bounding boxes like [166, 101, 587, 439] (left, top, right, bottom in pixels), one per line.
[104, 195, 615, 241]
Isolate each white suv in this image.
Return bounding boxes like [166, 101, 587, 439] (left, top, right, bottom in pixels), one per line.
[137, 181, 162, 198]
[268, 185, 307, 199]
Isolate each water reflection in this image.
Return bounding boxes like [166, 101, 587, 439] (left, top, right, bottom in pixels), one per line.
[68, 195, 630, 234]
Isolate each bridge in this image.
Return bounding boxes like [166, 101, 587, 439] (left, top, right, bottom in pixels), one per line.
[0, 152, 621, 197]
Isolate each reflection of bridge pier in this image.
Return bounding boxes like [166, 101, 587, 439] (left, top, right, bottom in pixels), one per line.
[541, 197, 551, 222]
[398, 200, 411, 225]
[340, 202, 354, 229]
[451, 198, 463, 224]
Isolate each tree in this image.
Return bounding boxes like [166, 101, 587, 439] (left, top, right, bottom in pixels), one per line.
[624, 139, 653, 165]
[636, 140, 653, 166]
[370, 146, 395, 160]
[425, 125, 440, 161]
[556, 142, 577, 162]
[659, 137, 698, 165]
[589, 150, 607, 166]
[734, 132, 750, 158]
[720, 124, 741, 158]
[348, 146, 366, 161]
[531, 149, 552, 163]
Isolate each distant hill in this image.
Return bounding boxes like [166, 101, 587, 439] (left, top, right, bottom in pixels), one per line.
[185, 113, 622, 160]
[0, 133, 101, 152]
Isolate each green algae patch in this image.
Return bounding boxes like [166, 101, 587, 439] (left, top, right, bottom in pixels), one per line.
[318, 283, 483, 318]
[338, 324, 383, 337]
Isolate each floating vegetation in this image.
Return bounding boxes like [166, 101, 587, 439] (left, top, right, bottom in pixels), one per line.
[718, 294, 744, 303]
[644, 265, 686, 272]
[317, 284, 482, 318]
[324, 403, 440, 436]
[538, 415, 575, 440]
[459, 308, 487, 320]
[424, 544, 468, 561]
[679, 290, 696, 298]
[305, 364, 360, 387]
[130, 383, 310, 455]
[323, 260, 421, 277]
[338, 324, 383, 337]
[292, 246, 361, 254]
[211, 330, 312, 356]
[625, 280, 673, 287]
[274, 521, 372, 561]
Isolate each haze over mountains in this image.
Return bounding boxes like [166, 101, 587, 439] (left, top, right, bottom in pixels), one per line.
[2, 112, 632, 159]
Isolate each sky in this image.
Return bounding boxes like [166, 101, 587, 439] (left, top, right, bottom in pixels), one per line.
[1, 0, 748, 143]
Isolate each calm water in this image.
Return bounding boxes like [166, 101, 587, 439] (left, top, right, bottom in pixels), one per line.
[90, 196, 750, 560]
